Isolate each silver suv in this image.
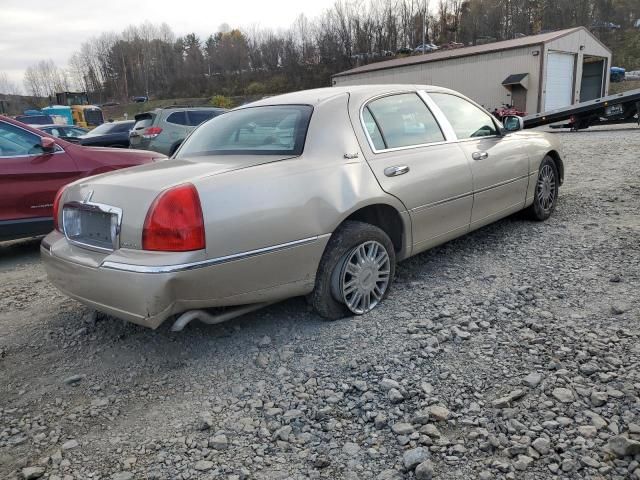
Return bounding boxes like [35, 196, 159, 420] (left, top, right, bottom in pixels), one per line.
[129, 106, 226, 155]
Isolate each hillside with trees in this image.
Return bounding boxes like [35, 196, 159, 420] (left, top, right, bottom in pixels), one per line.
[17, 0, 640, 103]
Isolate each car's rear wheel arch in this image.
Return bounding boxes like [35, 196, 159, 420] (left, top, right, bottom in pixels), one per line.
[546, 150, 564, 185]
[339, 204, 405, 255]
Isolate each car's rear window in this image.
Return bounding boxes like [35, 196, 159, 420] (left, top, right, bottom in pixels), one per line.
[132, 113, 155, 131]
[177, 105, 313, 157]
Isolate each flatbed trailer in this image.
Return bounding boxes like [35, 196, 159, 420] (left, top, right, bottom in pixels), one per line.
[523, 88, 640, 130]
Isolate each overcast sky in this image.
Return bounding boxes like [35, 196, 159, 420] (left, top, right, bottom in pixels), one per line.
[0, 0, 337, 91]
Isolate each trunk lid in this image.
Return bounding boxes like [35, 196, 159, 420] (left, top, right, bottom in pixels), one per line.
[61, 155, 295, 250]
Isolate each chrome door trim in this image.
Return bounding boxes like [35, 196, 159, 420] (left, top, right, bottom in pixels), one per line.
[411, 190, 474, 213]
[473, 174, 530, 194]
[416, 90, 457, 141]
[100, 234, 329, 274]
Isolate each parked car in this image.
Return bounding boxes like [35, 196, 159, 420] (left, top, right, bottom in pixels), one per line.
[414, 43, 439, 53]
[396, 46, 413, 55]
[42, 85, 564, 331]
[0, 115, 165, 241]
[15, 114, 54, 127]
[79, 120, 135, 148]
[38, 124, 89, 143]
[610, 67, 626, 83]
[129, 107, 226, 155]
[133, 96, 148, 103]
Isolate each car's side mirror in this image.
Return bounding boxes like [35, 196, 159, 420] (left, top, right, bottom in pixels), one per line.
[503, 115, 524, 133]
[40, 137, 56, 152]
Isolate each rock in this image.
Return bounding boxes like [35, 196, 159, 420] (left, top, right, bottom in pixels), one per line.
[112, 473, 134, 480]
[391, 423, 415, 435]
[428, 405, 450, 421]
[581, 456, 600, 468]
[380, 378, 401, 391]
[591, 391, 608, 407]
[197, 412, 214, 430]
[611, 303, 631, 315]
[608, 436, 640, 458]
[283, 409, 303, 420]
[523, 372, 542, 388]
[551, 388, 574, 403]
[61, 439, 79, 450]
[343, 442, 361, 456]
[22, 467, 46, 479]
[578, 425, 597, 438]
[421, 424, 441, 438]
[376, 470, 403, 480]
[411, 410, 430, 425]
[63, 375, 84, 385]
[532, 437, 550, 455]
[491, 389, 526, 408]
[514, 455, 534, 471]
[209, 434, 228, 450]
[403, 447, 428, 470]
[314, 455, 331, 468]
[258, 335, 272, 347]
[194, 460, 214, 471]
[415, 460, 434, 479]
[388, 388, 405, 403]
[374, 414, 388, 429]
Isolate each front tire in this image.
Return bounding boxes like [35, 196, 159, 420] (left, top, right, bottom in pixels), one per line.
[310, 221, 396, 320]
[525, 156, 559, 221]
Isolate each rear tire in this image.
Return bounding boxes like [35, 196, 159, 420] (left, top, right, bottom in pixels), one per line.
[525, 156, 559, 221]
[310, 221, 396, 320]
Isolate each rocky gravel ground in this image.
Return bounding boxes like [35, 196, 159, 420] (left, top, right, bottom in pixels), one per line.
[1, 125, 639, 480]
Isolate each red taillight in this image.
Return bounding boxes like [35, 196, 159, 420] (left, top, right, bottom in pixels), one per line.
[142, 184, 205, 252]
[53, 187, 65, 231]
[142, 127, 163, 139]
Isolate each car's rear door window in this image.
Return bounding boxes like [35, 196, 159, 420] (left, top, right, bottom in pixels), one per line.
[362, 108, 386, 150]
[186, 110, 218, 126]
[166, 111, 188, 125]
[364, 93, 445, 150]
[429, 93, 498, 139]
[177, 105, 312, 157]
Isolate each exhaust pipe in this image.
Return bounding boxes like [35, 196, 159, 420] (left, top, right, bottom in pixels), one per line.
[170, 302, 275, 332]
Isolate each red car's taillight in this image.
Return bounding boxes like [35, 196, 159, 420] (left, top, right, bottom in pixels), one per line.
[53, 187, 65, 231]
[142, 127, 163, 139]
[142, 184, 205, 252]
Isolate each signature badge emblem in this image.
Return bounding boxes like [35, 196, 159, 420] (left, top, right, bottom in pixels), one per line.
[83, 190, 94, 204]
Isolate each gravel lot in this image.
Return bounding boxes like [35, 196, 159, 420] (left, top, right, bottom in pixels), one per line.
[1, 125, 639, 480]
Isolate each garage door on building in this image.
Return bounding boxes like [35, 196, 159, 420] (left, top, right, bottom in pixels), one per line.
[544, 51, 575, 111]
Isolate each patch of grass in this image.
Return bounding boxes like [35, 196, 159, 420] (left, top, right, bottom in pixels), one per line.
[610, 79, 640, 94]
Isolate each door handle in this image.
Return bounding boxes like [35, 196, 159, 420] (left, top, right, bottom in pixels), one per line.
[472, 151, 489, 161]
[384, 165, 410, 177]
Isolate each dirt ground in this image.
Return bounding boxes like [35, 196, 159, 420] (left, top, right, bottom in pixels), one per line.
[1, 124, 639, 480]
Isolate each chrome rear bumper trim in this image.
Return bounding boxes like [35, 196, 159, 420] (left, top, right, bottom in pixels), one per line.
[100, 235, 328, 274]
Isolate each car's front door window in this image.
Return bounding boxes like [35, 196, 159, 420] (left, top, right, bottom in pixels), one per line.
[429, 93, 498, 139]
[0, 122, 44, 157]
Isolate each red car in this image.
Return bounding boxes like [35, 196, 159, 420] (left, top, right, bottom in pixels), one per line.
[0, 116, 166, 241]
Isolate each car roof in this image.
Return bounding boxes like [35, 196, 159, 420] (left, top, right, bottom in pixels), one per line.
[244, 85, 460, 108]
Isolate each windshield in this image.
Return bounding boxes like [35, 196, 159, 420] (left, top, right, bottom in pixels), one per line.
[177, 105, 313, 157]
[16, 115, 52, 125]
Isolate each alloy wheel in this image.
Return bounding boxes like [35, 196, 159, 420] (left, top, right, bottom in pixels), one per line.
[338, 240, 391, 315]
[537, 164, 556, 212]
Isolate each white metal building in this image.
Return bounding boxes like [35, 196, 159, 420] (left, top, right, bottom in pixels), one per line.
[332, 27, 612, 114]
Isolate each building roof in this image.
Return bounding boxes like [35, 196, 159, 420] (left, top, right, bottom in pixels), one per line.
[333, 27, 587, 78]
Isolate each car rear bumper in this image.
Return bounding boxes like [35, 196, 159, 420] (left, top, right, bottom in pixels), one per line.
[41, 231, 329, 329]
